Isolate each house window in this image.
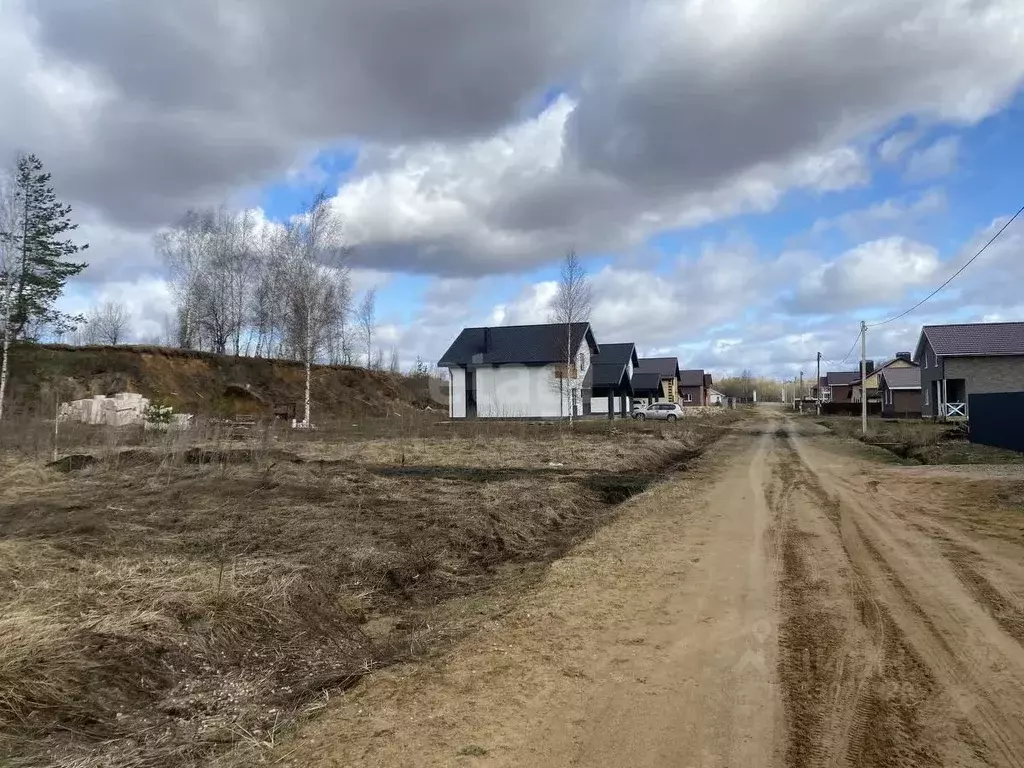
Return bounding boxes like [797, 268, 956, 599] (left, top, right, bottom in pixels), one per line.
[682, 393, 693, 402]
[923, 388, 929, 406]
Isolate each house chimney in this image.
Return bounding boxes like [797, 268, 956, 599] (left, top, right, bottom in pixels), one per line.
[896, 351, 911, 361]
[865, 360, 874, 374]
[483, 327, 491, 354]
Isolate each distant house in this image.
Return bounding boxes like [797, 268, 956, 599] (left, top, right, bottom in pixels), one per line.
[631, 371, 667, 406]
[707, 388, 726, 406]
[679, 369, 706, 406]
[438, 323, 598, 418]
[916, 322, 1024, 420]
[851, 353, 917, 402]
[636, 358, 681, 403]
[878, 367, 922, 418]
[585, 342, 638, 419]
[821, 371, 862, 402]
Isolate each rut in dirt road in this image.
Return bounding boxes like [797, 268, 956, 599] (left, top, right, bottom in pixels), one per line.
[773, 420, 1024, 768]
[272, 417, 1024, 768]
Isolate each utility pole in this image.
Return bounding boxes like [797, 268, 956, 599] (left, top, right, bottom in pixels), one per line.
[799, 371, 804, 401]
[860, 320, 868, 435]
[816, 351, 822, 415]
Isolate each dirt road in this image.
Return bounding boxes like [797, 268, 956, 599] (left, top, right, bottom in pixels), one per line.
[282, 414, 1024, 767]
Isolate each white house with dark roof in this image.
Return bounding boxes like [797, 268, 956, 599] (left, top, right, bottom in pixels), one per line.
[584, 342, 638, 417]
[916, 321, 1024, 420]
[438, 323, 599, 418]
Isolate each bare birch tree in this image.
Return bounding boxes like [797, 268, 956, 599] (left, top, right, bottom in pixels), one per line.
[278, 190, 349, 426]
[0, 166, 16, 423]
[388, 347, 400, 373]
[549, 249, 591, 423]
[156, 209, 213, 349]
[357, 287, 377, 368]
[84, 300, 131, 344]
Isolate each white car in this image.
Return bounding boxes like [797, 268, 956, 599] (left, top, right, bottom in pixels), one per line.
[634, 403, 684, 421]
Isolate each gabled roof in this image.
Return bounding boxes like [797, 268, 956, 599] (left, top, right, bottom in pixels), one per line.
[851, 356, 919, 385]
[637, 357, 680, 379]
[703, 373, 713, 389]
[588, 342, 639, 391]
[879, 367, 921, 390]
[825, 371, 860, 386]
[631, 371, 665, 396]
[438, 323, 598, 367]
[916, 322, 1024, 360]
[680, 369, 705, 387]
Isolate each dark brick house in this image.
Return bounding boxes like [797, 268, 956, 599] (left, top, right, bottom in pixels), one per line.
[821, 370, 863, 402]
[878, 367, 922, 418]
[915, 322, 1024, 420]
[679, 369, 707, 406]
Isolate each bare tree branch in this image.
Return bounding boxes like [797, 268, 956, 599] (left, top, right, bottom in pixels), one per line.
[548, 249, 591, 422]
[84, 300, 131, 345]
[356, 287, 377, 368]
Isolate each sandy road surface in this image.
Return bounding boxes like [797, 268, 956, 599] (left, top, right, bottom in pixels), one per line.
[280, 415, 1024, 767]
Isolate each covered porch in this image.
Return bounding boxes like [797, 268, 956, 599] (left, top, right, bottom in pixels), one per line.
[590, 387, 632, 419]
[930, 378, 968, 420]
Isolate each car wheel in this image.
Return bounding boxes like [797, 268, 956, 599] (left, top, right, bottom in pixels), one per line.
[667, 414, 677, 422]
[637, 413, 646, 421]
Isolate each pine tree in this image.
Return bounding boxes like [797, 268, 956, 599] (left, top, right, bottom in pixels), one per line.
[8, 154, 88, 339]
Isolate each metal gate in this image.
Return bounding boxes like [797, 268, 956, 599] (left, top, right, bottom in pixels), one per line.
[968, 392, 1024, 453]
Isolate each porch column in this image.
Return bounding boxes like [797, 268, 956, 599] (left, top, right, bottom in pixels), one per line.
[608, 393, 614, 420]
[942, 379, 948, 419]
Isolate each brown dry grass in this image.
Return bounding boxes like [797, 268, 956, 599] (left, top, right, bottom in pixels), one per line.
[0, 415, 727, 767]
[817, 417, 1024, 465]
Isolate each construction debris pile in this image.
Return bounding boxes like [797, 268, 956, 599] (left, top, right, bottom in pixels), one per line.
[59, 393, 192, 429]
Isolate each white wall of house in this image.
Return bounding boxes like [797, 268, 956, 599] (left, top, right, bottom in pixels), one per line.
[447, 339, 594, 418]
[472, 364, 564, 417]
[590, 393, 630, 414]
[449, 367, 466, 418]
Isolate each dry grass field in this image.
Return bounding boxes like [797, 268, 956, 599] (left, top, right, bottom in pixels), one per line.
[0, 413, 736, 767]
[815, 416, 1024, 464]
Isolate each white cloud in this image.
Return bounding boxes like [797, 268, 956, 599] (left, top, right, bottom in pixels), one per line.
[878, 129, 921, 163]
[59, 277, 176, 341]
[331, 95, 873, 275]
[905, 136, 961, 181]
[786, 236, 941, 313]
[808, 188, 947, 241]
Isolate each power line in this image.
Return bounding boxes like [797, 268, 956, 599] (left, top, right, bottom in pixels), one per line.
[821, 328, 862, 369]
[866, 204, 1024, 329]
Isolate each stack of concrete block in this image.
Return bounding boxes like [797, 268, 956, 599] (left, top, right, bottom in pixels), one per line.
[60, 392, 152, 427]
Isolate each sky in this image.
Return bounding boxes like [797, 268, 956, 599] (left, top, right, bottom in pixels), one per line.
[2, 0, 1024, 378]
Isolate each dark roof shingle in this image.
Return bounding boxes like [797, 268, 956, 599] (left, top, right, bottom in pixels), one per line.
[851, 356, 919, 384]
[826, 371, 860, 386]
[680, 369, 705, 387]
[922, 322, 1024, 357]
[636, 357, 679, 378]
[631, 371, 664, 394]
[438, 323, 596, 366]
[588, 342, 638, 390]
[879, 368, 921, 390]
